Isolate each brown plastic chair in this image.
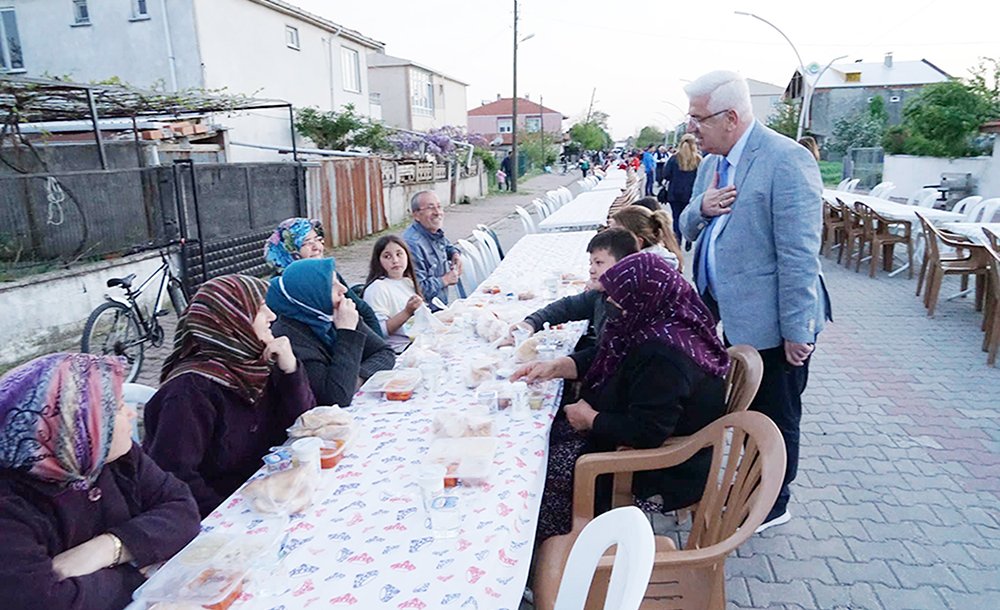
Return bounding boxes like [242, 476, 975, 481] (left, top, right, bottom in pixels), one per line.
[915, 212, 990, 317]
[982, 229, 1000, 366]
[855, 202, 913, 278]
[838, 199, 868, 268]
[532, 412, 786, 610]
[821, 197, 847, 258]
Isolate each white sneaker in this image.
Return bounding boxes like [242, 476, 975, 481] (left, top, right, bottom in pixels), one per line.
[755, 509, 791, 534]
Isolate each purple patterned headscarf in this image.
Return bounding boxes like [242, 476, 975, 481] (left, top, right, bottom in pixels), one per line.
[0, 353, 123, 489]
[583, 251, 730, 390]
[263, 218, 324, 273]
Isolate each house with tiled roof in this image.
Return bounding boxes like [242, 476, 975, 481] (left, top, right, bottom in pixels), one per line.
[367, 53, 468, 132]
[468, 96, 567, 149]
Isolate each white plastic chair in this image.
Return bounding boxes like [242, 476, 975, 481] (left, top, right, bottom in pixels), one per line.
[967, 197, 1000, 222]
[471, 229, 501, 273]
[954, 196, 983, 219]
[455, 239, 486, 290]
[123, 382, 157, 442]
[476, 224, 505, 261]
[836, 178, 851, 191]
[870, 181, 894, 198]
[558, 186, 573, 204]
[532, 198, 553, 219]
[845, 178, 861, 192]
[908, 188, 939, 208]
[515, 205, 537, 234]
[552, 506, 655, 610]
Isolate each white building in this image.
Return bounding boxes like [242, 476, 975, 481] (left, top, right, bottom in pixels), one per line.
[747, 78, 785, 125]
[2, 0, 384, 161]
[367, 53, 468, 132]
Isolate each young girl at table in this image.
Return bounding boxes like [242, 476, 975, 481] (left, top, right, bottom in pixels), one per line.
[144, 274, 316, 517]
[0, 353, 200, 610]
[609, 205, 684, 272]
[362, 235, 425, 353]
[268, 258, 396, 406]
[512, 252, 729, 540]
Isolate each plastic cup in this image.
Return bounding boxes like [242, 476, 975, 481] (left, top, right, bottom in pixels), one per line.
[416, 463, 446, 511]
[420, 361, 442, 394]
[476, 388, 499, 414]
[428, 493, 462, 538]
[512, 327, 531, 349]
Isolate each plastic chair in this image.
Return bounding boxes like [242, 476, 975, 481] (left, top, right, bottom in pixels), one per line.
[856, 202, 913, 278]
[552, 506, 655, 610]
[123, 382, 157, 442]
[953, 196, 983, 218]
[836, 178, 851, 191]
[966, 198, 1000, 223]
[914, 212, 989, 317]
[532, 198, 553, 218]
[839, 199, 869, 269]
[821, 197, 847, 257]
[532, 412, 786, 610]
[515, 205, 537, 234]
[475, 224, 505, 260]
[982, 229, 1000, 366]
[721, 345, 764, 414]
[845, 178, 861, 192]
[471, 230, 500, 275]
[869, 181, 894, 198]
[908, 188, 939, 208]
[455, 238, 486, 291]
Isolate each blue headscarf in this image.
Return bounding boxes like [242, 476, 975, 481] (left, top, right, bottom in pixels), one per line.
[266, 258, 338, 351]
[263, 218, 323, 274]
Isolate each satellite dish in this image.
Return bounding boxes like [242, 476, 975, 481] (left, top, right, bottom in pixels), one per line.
[806, 62, 820, 75]
[490, 135, 503, 146]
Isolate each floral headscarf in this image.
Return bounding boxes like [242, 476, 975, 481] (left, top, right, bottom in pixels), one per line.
[584, 251, 730, 390]
[161, 275, 272, 403]
[264, 218, 324, 273]
[0, 353, 123, 490]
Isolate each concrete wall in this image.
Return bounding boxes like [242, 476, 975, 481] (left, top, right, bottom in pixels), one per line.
[0, 251, 167, 367]
[437, 77, 468, 128]
[883, 154, 994, 201]
[810, 86, 919, 139]
[368, 64, 410, 130]
[382, 168, 486, 226]
[14, 0, 203, 88]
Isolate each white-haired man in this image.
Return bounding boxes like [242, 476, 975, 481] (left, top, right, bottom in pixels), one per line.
[679, 70, 831, 533]
[403, 190, 462, 308]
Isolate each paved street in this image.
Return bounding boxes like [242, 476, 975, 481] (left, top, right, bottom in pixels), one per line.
[135, 180, 1000, 609]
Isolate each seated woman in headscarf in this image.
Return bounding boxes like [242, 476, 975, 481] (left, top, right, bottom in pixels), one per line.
[512, 251, 729, 540]
[264, 217, 384, 337]
[0, 353, 200, 610]
[143, 275, 315, 517]
[268, 258, 395, 407]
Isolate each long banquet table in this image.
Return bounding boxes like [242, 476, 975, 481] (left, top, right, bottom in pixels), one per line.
[592, 169, 628, 192]
[823, 189, 963, 224]
[939, 222, 1000, 246]
[538, 189, 618, 232]
[132, 231, 598, 610]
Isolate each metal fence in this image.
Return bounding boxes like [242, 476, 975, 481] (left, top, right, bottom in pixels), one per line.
[845, 147, 884, 191]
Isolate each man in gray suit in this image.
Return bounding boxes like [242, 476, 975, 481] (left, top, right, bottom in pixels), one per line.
[680, 70, 830, 533]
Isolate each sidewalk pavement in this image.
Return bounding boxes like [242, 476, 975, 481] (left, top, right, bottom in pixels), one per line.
[136, 182, 1000, 609]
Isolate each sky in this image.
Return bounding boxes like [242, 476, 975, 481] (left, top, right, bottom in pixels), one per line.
[291, 0, 999, 140]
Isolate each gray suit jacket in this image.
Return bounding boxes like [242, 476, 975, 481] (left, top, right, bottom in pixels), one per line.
[680, 122, 830, 350]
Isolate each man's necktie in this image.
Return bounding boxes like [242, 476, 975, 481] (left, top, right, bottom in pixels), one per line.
[695, 157, 731, 296]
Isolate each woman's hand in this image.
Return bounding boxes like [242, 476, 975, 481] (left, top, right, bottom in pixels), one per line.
[565, 399, 598, 432]
[333, 296, 360, 330]
[263, 336, 297, 373]
[405, 295, 424, 315]
[52, 534, 124, 580]
[510, 356, 577, 383]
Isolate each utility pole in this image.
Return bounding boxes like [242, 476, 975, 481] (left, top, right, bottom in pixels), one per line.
[585, 88, 596, 123]
[510, 0, 519, 192]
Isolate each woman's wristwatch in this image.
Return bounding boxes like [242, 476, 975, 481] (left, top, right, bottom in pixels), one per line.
[106, 533, 124, 568]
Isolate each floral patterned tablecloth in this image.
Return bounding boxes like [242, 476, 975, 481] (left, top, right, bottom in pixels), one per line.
[152, 231, 597, 610]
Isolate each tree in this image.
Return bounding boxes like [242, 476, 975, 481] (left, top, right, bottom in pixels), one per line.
[517, 130, 559, 168]
[893, 81, 992, 158]
[294, 104, 391, 151]
[827, 97, 888, 156]
[569, 121, 612, 151]
[635, 125, 665, 148]
[967, 56, 1000, 116]
[766, 98, 800, 138]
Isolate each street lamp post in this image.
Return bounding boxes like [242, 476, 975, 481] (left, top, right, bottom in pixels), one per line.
[734, 11, 810, 139]
[510, 4, 534, 193]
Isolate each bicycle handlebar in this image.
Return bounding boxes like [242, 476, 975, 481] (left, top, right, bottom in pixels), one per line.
[125, 238, 199, 256]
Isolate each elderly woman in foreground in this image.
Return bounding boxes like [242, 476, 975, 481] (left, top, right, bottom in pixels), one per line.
[513, 251, 729, 540]
[0, 353, 200, 610]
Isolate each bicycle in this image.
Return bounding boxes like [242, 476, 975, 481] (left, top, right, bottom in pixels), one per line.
[80, 241, 190, 383]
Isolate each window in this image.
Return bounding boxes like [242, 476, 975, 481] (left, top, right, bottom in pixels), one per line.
[497, 118, 513, 134]
[72, 0, 90, 24]
[526, 116, 542, 133]
[341, 47, 361, 92]
[409, 68, 434, 115]
[132, 0, 149, 18]
[845, 72, 861, 83]
[285, 26, 299, 50]
[0, 8, 24, 72]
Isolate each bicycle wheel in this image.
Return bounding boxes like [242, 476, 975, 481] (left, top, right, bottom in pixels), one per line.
[81, 301, 145, 383]
[167, 279, 189, 316]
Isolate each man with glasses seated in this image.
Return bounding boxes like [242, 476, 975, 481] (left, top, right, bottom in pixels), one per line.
[403, 190, 463, 309]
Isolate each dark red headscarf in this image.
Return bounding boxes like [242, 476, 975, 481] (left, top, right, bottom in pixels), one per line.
[583, 251, 730, 390]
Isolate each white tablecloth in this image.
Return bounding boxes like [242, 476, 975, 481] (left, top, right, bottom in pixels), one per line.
[939, 222, 1000, 245]
[139, 231, 597, 610]
[539, 189, 619, 231]
[824, 189, 963, 224]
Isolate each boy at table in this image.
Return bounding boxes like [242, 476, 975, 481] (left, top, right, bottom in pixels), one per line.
[509, 228, 639, 351]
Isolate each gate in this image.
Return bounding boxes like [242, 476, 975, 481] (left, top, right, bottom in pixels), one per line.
[846, 147, 884, 191]
[306, 157, 387, 247]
